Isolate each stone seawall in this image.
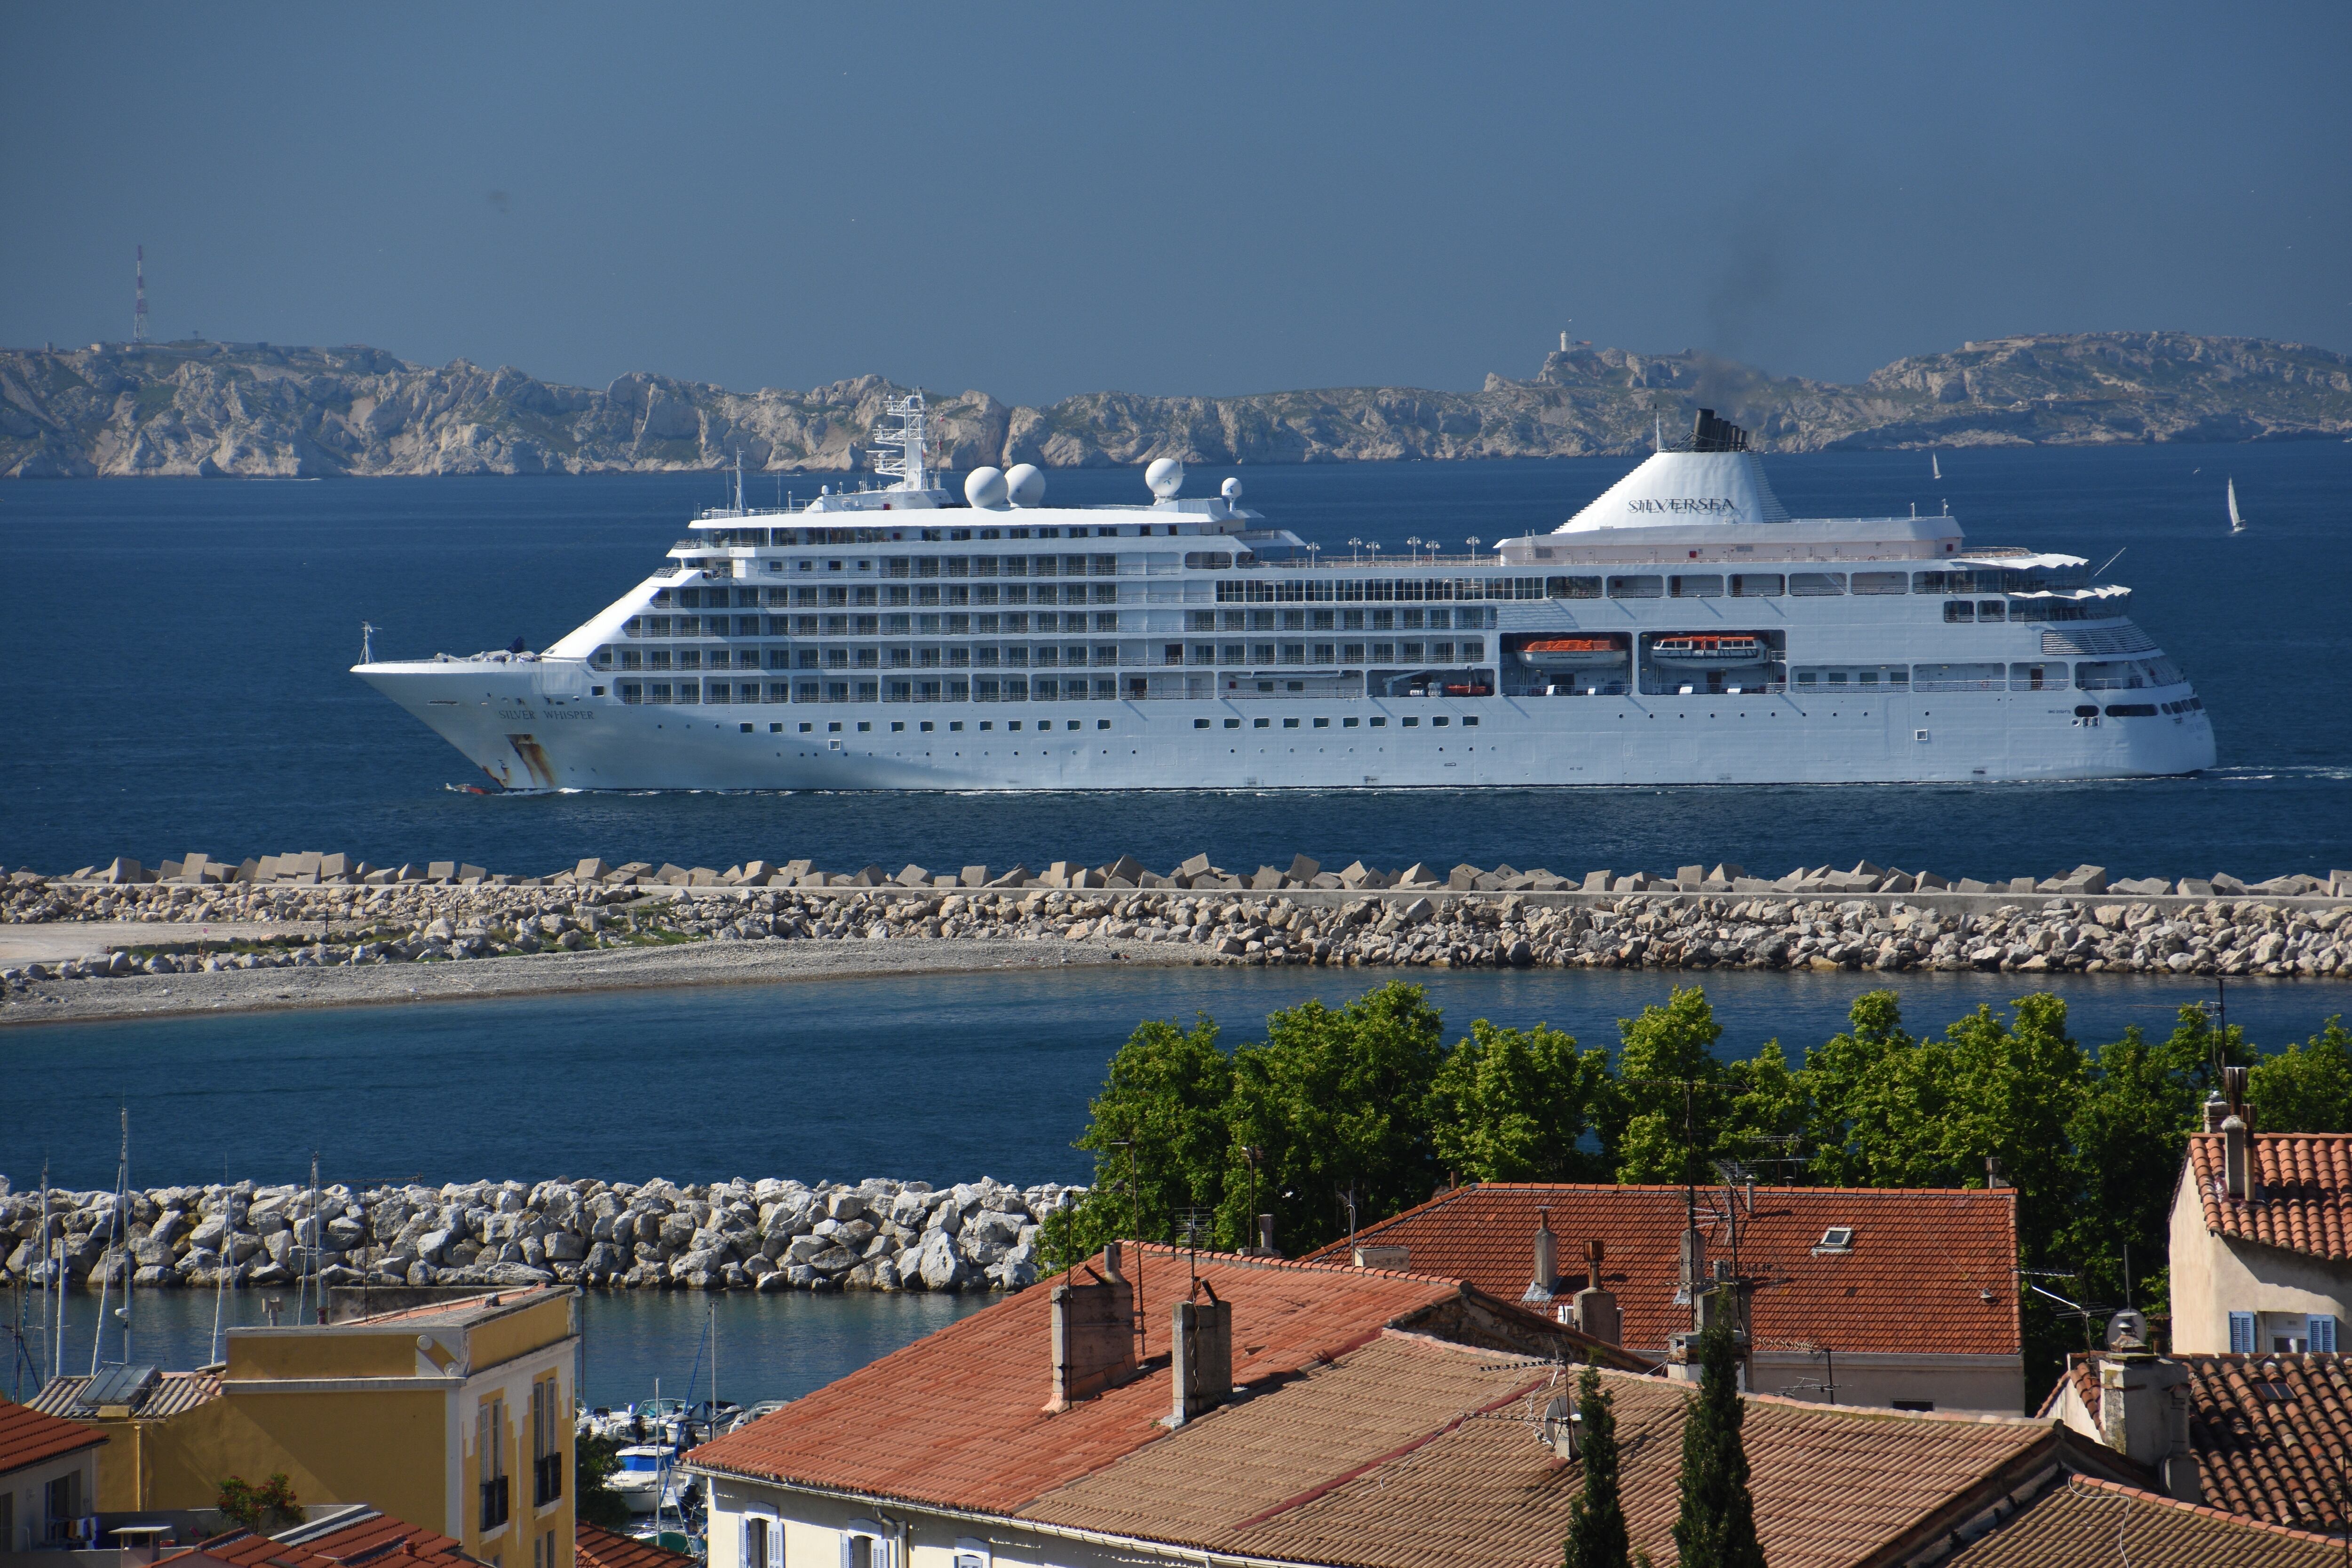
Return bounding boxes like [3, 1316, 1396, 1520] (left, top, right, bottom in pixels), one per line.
[0, 1174, 1079, 1296]
[6, 854, 2351, 985]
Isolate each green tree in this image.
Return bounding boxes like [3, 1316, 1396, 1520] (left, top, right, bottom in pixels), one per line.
[215, 1472, 300, 1532]
[1607, 987, 1803, 1185]
[575, 1431, 633, 1530]
[1218, 982, 1447, 1252]
[2250, 1018, 2352, 1132]
[1669, 1308, 1765, 1568]
[1563, 1364, 1631, 1568]
[1041, 1015, 1235, 1269]
[1431, 1020, 1612, 1183]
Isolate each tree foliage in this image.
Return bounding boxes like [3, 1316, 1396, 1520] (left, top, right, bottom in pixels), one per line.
[1563, 1364, 1631, 1568]
[1669, 1310, 1765, 1568]
[574, 1432, 634, 1530]
[216, 1472, 300, 1532]
[1432, 1020, 1612, 1183]
[2250, 1018, 2352, 1132]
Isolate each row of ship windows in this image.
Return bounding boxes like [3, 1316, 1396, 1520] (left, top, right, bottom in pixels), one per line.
[1534, 570, 2107, 607]
[1783, 658, 2181, 692]
[694, 525, 1184, 549]
[652, 584, 1122, 612]
[624, 606, 1498, 637]
[599, 640, 1491, 671]
[619, 677, 1485, 729]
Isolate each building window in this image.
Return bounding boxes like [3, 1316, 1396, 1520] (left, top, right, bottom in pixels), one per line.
[478, 1396, 510, 1532]
[2312, 1315, 2340, 1353]
[531, 1376, 563, 1506]
[2229, 1311, 2257, 1353]
[743, 1518, 772, 1568]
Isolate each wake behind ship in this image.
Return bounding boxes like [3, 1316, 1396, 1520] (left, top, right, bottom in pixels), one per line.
[355, 399, 2215, 790]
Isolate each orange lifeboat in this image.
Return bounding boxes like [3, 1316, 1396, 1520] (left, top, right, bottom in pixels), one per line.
[1518, 635, 1627, 670]
[1650, 633, 1768, 664]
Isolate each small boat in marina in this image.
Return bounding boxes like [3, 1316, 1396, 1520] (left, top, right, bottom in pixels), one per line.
[2228, 478, 2247, 535]
[1518, 635, 1628, 670]
[1649, 633, 1770, 665]
[610, 1444, 679, 1512]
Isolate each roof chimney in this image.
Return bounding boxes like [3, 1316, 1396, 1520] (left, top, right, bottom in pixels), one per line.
[1169, 1284, 1232, 1427]
[1529, 1210, 1558, 1297]
[2097, 1348, 2200, 1504]
[1248, 1214, 1280, 1258]
[1044, 1252, 1136, 1412]
[1572, 1239, 1620, 1346]
[2201, 1092, 2229, 1133]
[2222, 1115, 2251, 1202]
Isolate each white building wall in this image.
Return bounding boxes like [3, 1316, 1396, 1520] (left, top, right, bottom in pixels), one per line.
[2169, 1178, 2352, 1353]
[3, 1447, 101, 1552]
[703, 1480, 1193, 1568]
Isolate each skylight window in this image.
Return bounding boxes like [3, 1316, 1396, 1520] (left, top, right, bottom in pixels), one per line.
[1815, 1226, 1855, 1253]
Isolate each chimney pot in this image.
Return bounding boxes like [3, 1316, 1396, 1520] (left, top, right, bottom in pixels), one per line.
[1531, 1212, 1557, 1295]
[1255, 1214, 1279, 1257]
[2222, 1115, 2250, 1202]
[1169, 1293, 1233, 1426]
[1586, 1238, 1605, 1293]
[2201, 1092, 2229, 1133]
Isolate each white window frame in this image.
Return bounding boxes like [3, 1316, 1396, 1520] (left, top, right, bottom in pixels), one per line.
[2229, 1311, 2257, 1353]
[953, 1539, 991, 1568]
[842, 1520, 888, 1568]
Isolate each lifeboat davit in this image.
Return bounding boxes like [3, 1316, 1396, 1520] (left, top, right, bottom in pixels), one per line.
[1649, 633, 1769, 665]
[1518, 635, 1627, 670]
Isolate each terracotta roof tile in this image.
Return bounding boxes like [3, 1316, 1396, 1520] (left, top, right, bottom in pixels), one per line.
[2045, 1351, 2352, 1533]
[1302, 1183, 2021, 1356]
[295, 1510, 482, 1568]
[2186, 1133, 2352, 1260]
[0, 1395, 108, 1475]
[688, 1247, 1618, 1515]
[1027, 1340, 2059, 1568]
[156, 1531, 341, 1568]
[576, 1525, 699, 1568]
[1947, 1475, 2345, 1568]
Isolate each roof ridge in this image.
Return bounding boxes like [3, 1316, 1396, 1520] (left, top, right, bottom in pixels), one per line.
[2061, 1473, 2352, 1546]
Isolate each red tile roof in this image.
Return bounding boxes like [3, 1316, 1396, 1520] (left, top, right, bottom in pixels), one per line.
[576, 1525, 698, 1568]
[0, 1395, 108, 1475]
[1947, 1475, 2346, 1568]
[156, 1531, 340, 1568]
[1025, 1337, 2071, 1568]
[689, 1246, 1629, 1515]
[296, 1510, 483, 1568]
[2184, 1132, 2352, 1260]
[2049, 1351, 2352, 1532]
[1301, 1182, 2022, 1356]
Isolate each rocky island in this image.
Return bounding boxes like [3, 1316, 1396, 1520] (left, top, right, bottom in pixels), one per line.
[4, 331, 2347, 478]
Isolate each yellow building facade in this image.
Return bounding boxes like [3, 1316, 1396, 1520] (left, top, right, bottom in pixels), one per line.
[32, 1286, 576, 1568]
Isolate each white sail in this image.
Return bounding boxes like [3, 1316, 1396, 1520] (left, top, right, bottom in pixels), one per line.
[2227, 478, 2244, 532]
[1931, 452, 1941, 481]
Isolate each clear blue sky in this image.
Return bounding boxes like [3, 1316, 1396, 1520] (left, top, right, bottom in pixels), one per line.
[4, 1, 2345, 405]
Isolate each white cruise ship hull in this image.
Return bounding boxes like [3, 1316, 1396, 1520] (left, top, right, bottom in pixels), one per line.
[356, 662, 2216, 791]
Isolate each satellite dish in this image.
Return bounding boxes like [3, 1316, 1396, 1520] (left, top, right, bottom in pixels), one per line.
[963, 466, 1009, 509]
[1006, 463, 1046, 507]
[1145, 458, 1184, 500]
[1220, 477, 1244, 501]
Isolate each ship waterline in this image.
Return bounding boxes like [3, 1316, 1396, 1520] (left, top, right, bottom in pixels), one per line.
[356, 403, 2216, 790]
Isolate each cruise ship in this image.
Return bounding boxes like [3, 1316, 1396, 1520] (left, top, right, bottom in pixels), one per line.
[355, 398, 2216, 790]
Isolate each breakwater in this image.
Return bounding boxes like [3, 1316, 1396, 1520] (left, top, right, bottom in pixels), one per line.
[5, 854, 2350, 987]
[0, 1175, 1080, 1296]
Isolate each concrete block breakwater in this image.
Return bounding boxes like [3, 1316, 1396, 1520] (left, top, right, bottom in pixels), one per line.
[5, 856, 2351, 986]
[0, 1175, 1081, 1295]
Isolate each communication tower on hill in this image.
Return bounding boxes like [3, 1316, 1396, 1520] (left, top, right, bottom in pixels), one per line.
[133, 246, 149, 343]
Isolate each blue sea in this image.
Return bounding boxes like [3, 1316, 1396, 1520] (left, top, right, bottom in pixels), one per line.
[3, 445, 2350, 883]
[5, 447, 2350, 1401]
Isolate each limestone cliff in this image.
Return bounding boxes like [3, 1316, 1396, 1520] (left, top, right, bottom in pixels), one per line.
[3, 331, 2345, 478]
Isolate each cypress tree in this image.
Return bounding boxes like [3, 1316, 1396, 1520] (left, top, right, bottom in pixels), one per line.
[1563, 1364, 1630, 1568]
[1670, 1307, 1766, 1568]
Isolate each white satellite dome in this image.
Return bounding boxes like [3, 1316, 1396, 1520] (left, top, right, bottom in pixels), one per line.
[963, 466, 1009, 509]
[1005, 463, 1047, 507]
[1145, 458, 1185, 500]
[1220, 477, 1244, 501]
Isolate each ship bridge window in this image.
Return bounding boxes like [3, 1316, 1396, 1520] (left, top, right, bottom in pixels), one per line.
[1607, 575, 1663, 599]
[1849, 571, 1907, 595]
[1730, 573, 1784, 597]
[2010, 662, 2066, 691]
[1669, 574, 1723, 598]
[1545, 575, 1603, 599]
[1944, 600, 1975, 622]
[1186, 551, 1235, 569]
[1789, 572, 1847, 596]
[1976, 600, 2006, 621]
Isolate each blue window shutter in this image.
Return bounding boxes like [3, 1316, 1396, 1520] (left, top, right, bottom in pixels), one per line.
[2230, 1312, 2257, 1353]
[839, 1537, 854, 1568]
[2312, 1315, 2339, 1353]
[740, 1520, 752, 1568]
[768, 1521, 784, 1568]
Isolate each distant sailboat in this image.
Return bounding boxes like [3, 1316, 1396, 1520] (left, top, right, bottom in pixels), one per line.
[2227, 478, 2247, 535]
[1931, 452, 1942, 481]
